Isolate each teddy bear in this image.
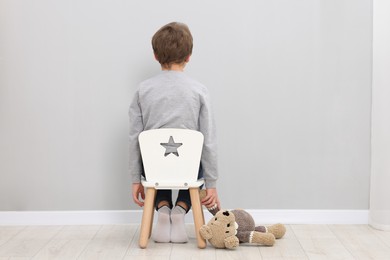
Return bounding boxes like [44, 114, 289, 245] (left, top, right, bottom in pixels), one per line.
[199, 190, 286, 249]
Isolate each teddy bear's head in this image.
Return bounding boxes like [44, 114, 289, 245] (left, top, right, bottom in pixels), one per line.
[200, 210, 238, 248]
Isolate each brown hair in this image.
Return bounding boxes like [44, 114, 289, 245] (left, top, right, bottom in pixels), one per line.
[152, 22, 193, 67]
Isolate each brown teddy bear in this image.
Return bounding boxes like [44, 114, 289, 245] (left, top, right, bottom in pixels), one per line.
[199, 190, 286, 249]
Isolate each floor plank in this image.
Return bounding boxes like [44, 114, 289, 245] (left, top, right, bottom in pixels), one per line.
[52, 225, 101, 240]
[0, 226, 26, 247]
[125, 227, 172, 258]
[77, 225, 136, 260]
[0, 224, 389, 259]
[30, 226, 101, 260]
[32, 239, 91, 260]
[370, 227, 390, 248]
[329, 225, 390, 259]
[170, 224, 216, 260]
[292, 224, 355, 259]
[0, 226, 62, 258]
[260, 225, 308, 259]
[78, 239, 131, 260]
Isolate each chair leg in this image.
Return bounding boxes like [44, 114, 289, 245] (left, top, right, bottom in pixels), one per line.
[189, 187, 207, 249]
[149, 206, 155, 239]
[139, 188, 156, 249]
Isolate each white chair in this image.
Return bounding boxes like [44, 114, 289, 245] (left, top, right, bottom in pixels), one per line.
[138, 128, 206, 249]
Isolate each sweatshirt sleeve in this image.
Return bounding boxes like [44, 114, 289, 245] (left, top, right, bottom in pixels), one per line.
[199, 89, 218, 189]
[128, 90, 144, 184]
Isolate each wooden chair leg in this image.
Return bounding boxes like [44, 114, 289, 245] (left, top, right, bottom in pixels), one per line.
[139, 188, 156, 249]
[149, 197, 155, 239]
[189, 187, 207, 249]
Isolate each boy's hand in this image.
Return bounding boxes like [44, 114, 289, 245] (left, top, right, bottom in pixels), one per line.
[132, 183, 145, 207]
[201, 188, 220, 209]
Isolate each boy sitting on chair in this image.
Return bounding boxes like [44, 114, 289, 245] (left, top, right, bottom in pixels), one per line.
[129, 22, 220, 243]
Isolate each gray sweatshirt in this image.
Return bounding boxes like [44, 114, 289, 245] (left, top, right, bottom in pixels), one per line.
[128, 70, 218, 188]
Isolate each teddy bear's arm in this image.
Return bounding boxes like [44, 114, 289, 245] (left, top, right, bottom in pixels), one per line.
[224, 236, 239, 249]
[199, 225, 213, 240]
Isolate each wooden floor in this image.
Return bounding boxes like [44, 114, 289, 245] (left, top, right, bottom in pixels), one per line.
[0, 224, 390, 259]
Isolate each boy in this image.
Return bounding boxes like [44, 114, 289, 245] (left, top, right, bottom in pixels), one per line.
[129, 22, 220, 243]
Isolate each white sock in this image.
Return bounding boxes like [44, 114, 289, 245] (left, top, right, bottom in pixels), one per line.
[170, 205, 188, 243]
[152, 206, 171, 243]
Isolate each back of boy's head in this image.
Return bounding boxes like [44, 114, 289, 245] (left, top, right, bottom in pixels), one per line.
[152, 22, 193, 67]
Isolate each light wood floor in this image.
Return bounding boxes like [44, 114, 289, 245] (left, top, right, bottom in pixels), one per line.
[0, 224, 390, 259]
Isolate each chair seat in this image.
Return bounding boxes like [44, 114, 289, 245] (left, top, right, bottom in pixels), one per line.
[141, 176, 204, 189]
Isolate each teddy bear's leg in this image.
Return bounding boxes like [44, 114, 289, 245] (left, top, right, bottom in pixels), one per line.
[254, 225, 267, 233]
[205, 204, 219, 216]
[199, 189, 220, 215]
[236, 231, 275, 246]
[255, 224, 286, 239]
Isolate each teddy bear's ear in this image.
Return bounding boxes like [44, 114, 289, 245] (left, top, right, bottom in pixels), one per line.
[199, 225, 213, 240]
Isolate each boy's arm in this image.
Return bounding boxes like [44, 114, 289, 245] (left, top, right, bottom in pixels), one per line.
[128, 90, 144, 185]
[199, 88, 218, 189]
[132, 183, 145, 207]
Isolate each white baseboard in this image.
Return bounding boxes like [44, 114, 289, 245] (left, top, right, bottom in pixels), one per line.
[0, 209, 368, 226]
[245, 209, 369, 225]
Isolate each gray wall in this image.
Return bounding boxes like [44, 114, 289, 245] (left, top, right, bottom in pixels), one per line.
[0, 0, 372, 211]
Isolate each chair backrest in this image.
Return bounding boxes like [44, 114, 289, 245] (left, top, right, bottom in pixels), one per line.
[139, 128, 204, 187]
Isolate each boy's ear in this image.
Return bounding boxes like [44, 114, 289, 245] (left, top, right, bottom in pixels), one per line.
[154, 53, 159, 61]
[185, 55, 191, 63]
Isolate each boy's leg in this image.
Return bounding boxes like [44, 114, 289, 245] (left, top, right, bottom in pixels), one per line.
[173, 164, 203, 212]
[152, 190, 172, 243]
[171, 190, 190, 243]
[155, 190, 173, 210]
[176, 190, 191, 210]
[171, 164, 204, 243]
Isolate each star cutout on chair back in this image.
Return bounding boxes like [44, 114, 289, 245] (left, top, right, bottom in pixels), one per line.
[160, 136, 183, 157]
